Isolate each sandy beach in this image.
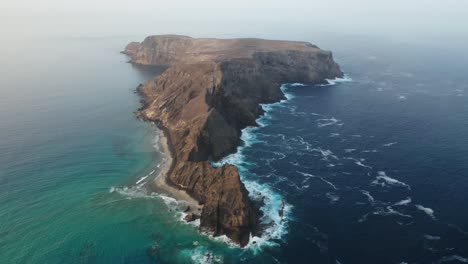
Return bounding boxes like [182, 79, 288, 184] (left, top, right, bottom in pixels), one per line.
[152, 129, 202, 215]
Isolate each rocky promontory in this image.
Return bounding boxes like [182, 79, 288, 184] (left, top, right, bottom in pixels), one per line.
[124, 35, 342, 246]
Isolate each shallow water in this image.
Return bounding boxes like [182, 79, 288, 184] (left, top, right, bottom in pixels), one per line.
[1, 36, 467, 263]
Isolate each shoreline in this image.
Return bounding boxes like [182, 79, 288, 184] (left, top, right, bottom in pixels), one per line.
[151, 126, 203, 216]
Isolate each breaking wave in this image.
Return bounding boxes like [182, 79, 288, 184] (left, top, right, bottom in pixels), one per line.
[319, 74, 353, 86]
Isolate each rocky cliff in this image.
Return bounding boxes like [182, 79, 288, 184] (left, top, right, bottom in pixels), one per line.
[124, 35, 343, 246]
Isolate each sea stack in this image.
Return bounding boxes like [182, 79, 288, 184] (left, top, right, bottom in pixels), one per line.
[123, 35, 343, 247]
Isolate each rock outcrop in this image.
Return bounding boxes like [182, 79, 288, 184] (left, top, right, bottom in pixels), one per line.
[124, 35, 342, 247]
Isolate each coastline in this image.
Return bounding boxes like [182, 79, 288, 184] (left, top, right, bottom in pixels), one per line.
[151, 127, 203, 216]
[126, 35, 344, 246]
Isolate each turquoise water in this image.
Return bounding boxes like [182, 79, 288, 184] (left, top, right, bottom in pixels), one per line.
[0, 37, 247, 263]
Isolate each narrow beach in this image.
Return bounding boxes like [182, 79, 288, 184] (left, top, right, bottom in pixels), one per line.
[152, 128, 202, 215]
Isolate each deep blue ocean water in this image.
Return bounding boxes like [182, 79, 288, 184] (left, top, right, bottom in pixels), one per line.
[0, 36, 467, 263]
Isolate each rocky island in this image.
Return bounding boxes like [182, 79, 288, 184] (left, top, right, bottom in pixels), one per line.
[123, 35, 343, 247]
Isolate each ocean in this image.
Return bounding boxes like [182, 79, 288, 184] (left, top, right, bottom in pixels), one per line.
[0, 36, 467, 263]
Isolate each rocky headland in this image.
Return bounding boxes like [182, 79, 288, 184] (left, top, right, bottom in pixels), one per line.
[123, 35, 343, 247]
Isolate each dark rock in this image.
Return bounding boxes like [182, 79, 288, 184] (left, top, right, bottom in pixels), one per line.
[184, 213, 199, 222]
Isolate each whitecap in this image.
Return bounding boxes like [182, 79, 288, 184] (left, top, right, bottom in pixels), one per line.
[372, 171, 410, 190]
[383, 142, 398, 147]
[394, 197, 412, 206]
[415, 204, 436, 220]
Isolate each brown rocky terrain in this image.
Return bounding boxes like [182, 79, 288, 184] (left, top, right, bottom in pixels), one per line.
[123, 35, 343, 247]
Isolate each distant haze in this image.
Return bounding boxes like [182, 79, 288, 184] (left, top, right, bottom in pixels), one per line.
[1, 0, 468, 44]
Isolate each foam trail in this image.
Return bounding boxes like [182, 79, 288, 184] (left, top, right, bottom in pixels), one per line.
[438, 255, 468, 263]
[372, 171, 410, 190]
[297, 171, 338, 190]
[345, 157, 372, 169]
[312, 148, 339, 161]
[360, 206, 413, 222]
[383, 142, 398, 147]
[394, 197, 412, 206]
[360, 190, 375, 204]
[415, 204, 436, 220]
[136, 169, 155, 184]
[316, 117, 341, 128]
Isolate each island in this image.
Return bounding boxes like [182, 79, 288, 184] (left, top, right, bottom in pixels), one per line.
[123, 35, 343, 247]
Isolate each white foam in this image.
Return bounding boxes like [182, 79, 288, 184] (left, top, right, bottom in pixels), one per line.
[385, 206, 413, 218]
[243, 180, 293, 251]
[135, 169, 155, 185]
[344, 157, 373, 169]
[383, 142, 398, 147]
[189, 247, 223, 264]
[424, 234, 441, 240]
[438, 255, 468, 263]
[398, 95, 407, 100]
[415, 204, 436, 220]
[372, 171, 410, 190]
[344, 149, 356, 153]
[297, 171, 338, 190]
[360, 190, 375, 204]
[109, 185, 158, 199]
[212, 83, 298, 251]
[355, 160, 372, 169]
[358, 206, 413, 223]
[320, 74, 353, 86]
[394, 197, 412, 206]
[311, 148, 339, 161]
[316, 117, 342, 128]
[326, 192, 340, 203]
[359, 206, 413, 222]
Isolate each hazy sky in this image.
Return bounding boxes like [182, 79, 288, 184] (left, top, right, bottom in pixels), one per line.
[1, 0, 468, 42]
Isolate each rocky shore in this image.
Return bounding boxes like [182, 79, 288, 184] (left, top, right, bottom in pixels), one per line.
[124, 35, 343, 246]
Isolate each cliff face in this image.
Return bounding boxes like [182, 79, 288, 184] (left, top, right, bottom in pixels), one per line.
[125, 35, 342, 246]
